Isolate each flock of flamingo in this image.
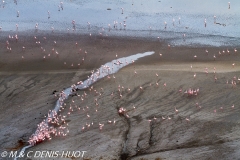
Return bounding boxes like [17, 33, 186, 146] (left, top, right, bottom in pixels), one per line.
[0, 1, 239, 159]
[26, 43, 238, 146]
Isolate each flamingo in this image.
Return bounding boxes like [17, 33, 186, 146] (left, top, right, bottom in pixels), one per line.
[194, 73, 196, 79]
[121, 7, 124, 14]
[227, 49, 230, 54]
[234, 48, 237, 53]
[178, 88, 182, 93]
[16, 24, 18, 30]
[48, 11, 50, 19]
[205, 49, 208, 55]
[220, 107, 223, 111]
[51, 27, 54, 32]
[60, 1, 63, 10]
[35, 23, 38, 30]
[175, 107, 179, 114]
[163, 82, 167, 88]
[134, 70, 137, 75]
[214, 76, 217, 82]
[123, 23, 126, 29]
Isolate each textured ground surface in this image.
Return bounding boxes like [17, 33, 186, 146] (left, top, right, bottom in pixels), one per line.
[1, 34, 240, 160]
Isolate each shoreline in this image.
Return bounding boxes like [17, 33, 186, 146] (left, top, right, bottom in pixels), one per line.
[1, 31, 239, 73]
[1, 26, 240, 47]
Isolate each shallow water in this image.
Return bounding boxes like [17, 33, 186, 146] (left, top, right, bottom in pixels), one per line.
[0, 0, 239, 46]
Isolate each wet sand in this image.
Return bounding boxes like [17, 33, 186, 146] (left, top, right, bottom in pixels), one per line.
[1, 32, 240, 160]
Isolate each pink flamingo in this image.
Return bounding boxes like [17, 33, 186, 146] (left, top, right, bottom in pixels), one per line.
[163, 82, 167, 89]
[164, 21, 167, 29]
[178, 88, 182, 93]
[234, 48, 237, 53]
[175, 107, 179, 114]
[48, 11, 50, 19]
[205, 49, 208, 55]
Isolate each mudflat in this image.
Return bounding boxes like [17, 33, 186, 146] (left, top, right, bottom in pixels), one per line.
[1, 32, 240, 160]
